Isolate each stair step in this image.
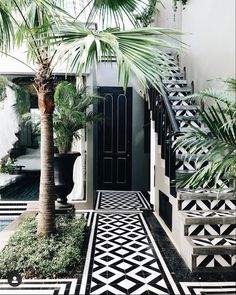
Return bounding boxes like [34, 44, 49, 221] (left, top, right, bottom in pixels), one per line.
[188, 236, 236, 255]
[166, 87, 192, 93]
[163, 80, 187, 85]
[193, 253, 236, 271]
[176, 154, 204, 162]
[185, 222, 236, 236]
[168, 95, 187, 101]
[166, 73, 184, 79]
[176, 115, 199, 121]
[176, 170, 196, 178]
[179, 127, 209, 133]
[172, 105, 197, 110]
[177, 189, 235, 200]
[181, 210, 236, 225]
[178, 199, 236, 211]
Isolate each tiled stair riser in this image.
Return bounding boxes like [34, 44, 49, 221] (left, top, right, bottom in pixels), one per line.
[179, 199, 236, 211]
[194, 254, 236, 269]
[185, 224, 236, 236]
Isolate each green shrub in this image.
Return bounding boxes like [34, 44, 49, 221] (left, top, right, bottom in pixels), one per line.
[0, 216, 86, 278]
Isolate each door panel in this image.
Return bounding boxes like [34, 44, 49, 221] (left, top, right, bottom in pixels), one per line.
[97, 87, 132, 190]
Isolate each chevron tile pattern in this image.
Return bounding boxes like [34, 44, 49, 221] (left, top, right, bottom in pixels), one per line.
[96, 191, 150, 210]
[191, 237, 236, 246]
[179, 199, 236, 211]
[186, 224, 236, 236]
[180, 282, 236, 295]
[184, 210, 236, 218]
[195, 254, 236, 268]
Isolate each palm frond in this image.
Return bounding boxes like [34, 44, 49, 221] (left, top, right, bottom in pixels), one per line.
[86, 0, 150, 29]
[0, 1, 14, 51]
[175, 79, 236, 190]
[53, 23, 183, 91]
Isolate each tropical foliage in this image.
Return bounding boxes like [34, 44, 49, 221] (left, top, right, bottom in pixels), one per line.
[175, 79, 236, 190]
[54, 82, 102, 153]
[0, 0, 182, 236]
[135, 0, 162, 27]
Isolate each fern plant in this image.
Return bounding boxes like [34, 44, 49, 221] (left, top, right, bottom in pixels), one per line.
[54, 82, 102, 154]
[174, 79, 236, 190]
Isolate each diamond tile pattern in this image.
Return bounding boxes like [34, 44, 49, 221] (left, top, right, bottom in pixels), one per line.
[89, 213, 172, 295]
[96, 191, 150, 210]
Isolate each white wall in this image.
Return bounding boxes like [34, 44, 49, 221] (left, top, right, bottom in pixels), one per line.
[155, 0, 236, 91]
[181, 0, 235, 90]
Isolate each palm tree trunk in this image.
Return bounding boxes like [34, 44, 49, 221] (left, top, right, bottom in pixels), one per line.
[36, 57, 55, 236]
[37, 111, 55, 235]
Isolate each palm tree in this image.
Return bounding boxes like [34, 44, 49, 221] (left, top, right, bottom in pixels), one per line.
[1, 0, 182, 236]
[175, 79, 236, 190]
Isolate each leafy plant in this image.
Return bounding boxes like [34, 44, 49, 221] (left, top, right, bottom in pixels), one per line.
[0, 216, 86, 278]
[135, 0, 162, 27]
[0, 0, 182, 236]
[0, 76, 8, 103]
[54, 81, 102, 154]
[0, 156, 17, 174]
[174, 79, 236, 190]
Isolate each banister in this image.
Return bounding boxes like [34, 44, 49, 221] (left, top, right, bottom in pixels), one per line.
[161, 90, 179, 133]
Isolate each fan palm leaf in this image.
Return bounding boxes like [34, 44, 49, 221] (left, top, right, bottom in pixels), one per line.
[175, 79, 236, 190]
[53, 23, 182, 90]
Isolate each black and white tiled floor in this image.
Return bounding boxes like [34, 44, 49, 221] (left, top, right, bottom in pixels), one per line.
[95, 191, 151, 210]
[0, 191, 235, 295]
[80, 212, 179, 294]
[0, 278, 78, 294]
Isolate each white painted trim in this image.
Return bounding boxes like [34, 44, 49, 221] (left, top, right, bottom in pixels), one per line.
[79, 213, 97, 295]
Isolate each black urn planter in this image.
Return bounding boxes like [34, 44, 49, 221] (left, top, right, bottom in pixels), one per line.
[54, 152, 80, 207]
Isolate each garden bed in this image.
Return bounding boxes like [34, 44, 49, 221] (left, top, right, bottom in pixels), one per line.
[0, 215, 86, 279]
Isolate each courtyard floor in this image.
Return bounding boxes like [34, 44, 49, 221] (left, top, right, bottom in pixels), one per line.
[0, 191, 235, 294]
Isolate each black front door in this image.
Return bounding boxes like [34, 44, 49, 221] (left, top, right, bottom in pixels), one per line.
[97, 87, 132, 190]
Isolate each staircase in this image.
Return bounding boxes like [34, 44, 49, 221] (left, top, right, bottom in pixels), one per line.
[149, 52, 236, 272]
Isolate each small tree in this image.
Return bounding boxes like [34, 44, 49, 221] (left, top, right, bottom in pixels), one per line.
[1, 0, 182, 236]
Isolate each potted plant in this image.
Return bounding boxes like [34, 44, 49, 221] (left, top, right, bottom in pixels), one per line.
[53, 81, 101, 207]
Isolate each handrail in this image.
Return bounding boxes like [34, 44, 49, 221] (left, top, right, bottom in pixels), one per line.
[161, 90, 179, 133]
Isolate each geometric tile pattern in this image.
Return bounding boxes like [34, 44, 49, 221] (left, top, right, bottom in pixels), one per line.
[179, 199, 236, 211]
[184, 210, 236, 218]
[0, 202, 27, 216]
[191, 237, 236, 246]
[180, 282, 236, 295]
[195, 254, 236, 268]
[0, 278, 78, 294]
[96, 191, 151, 210]
[186, 224, 236, 236]
[81, 212, 179, 295]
